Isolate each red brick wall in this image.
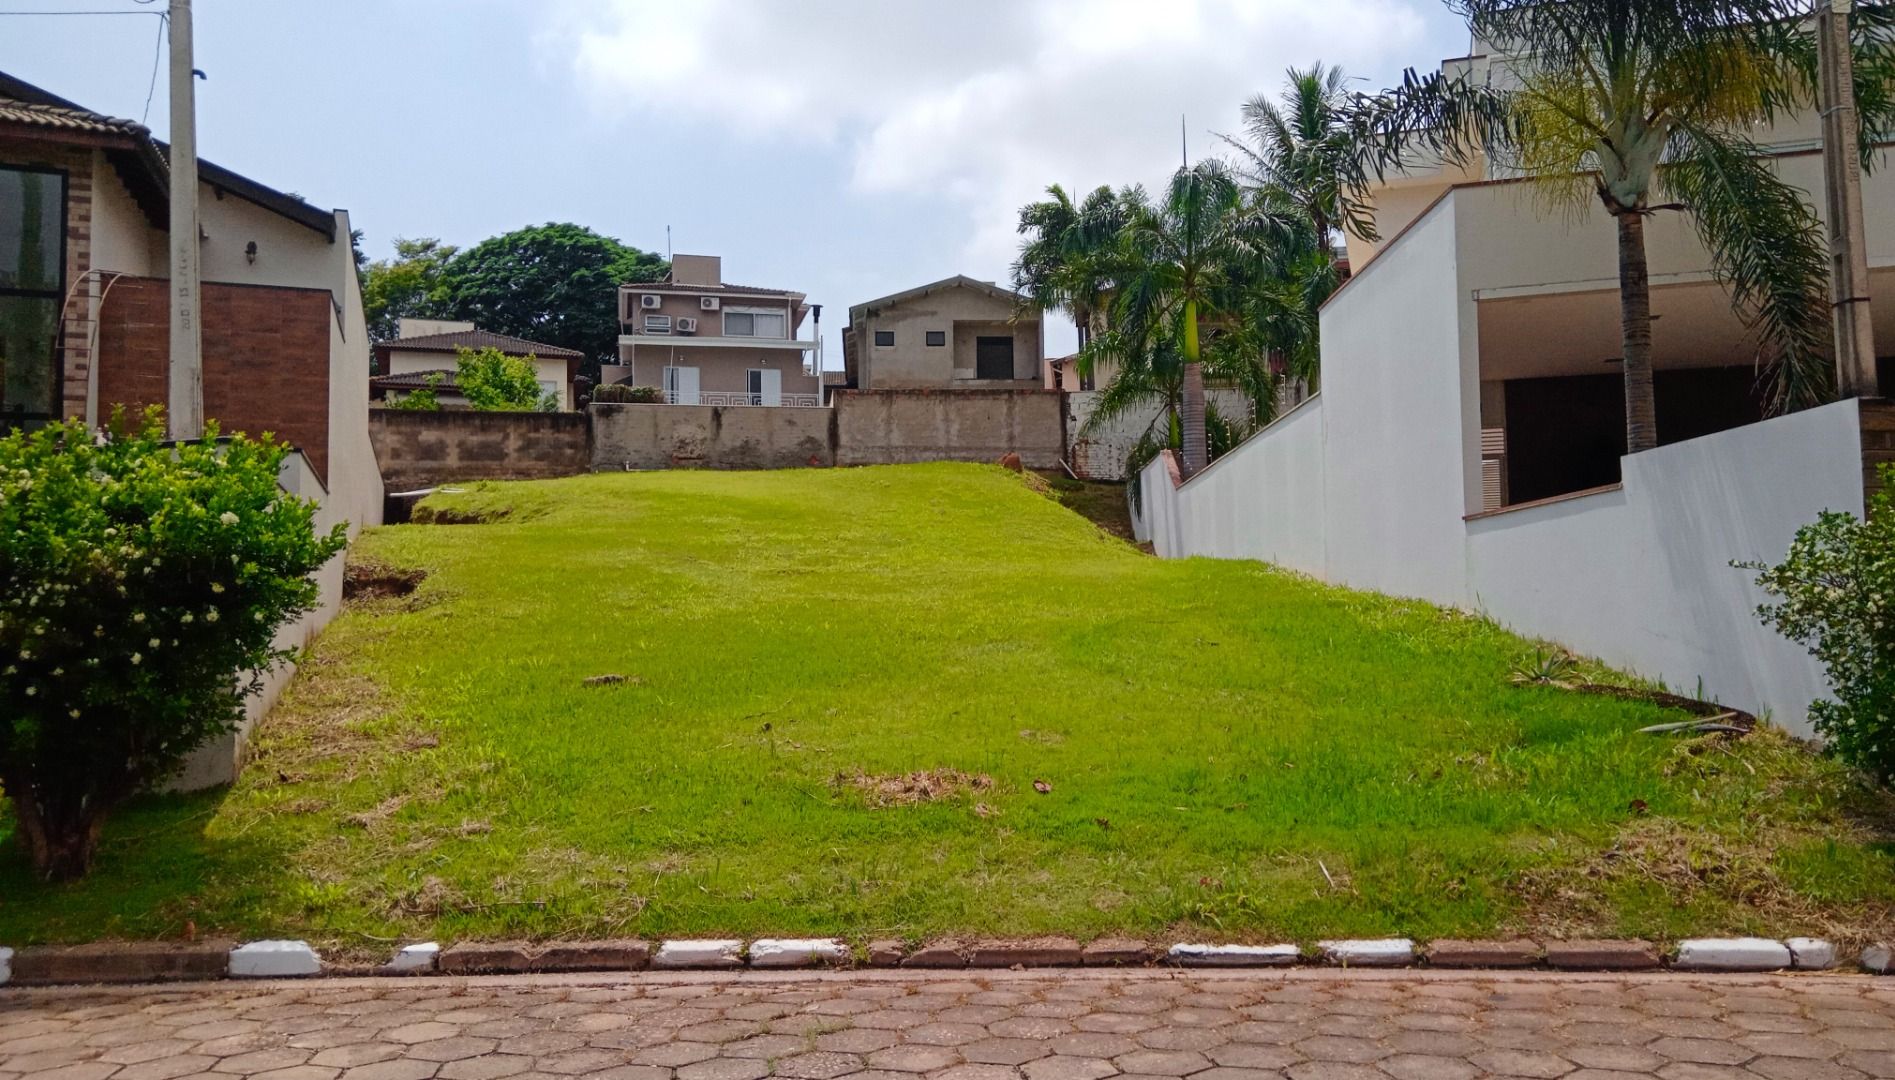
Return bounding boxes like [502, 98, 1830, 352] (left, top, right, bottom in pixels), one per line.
[96, 275, 333, 481]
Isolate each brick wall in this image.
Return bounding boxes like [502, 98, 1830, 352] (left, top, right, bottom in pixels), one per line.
[1862, 400, 1895, 506]
[833, 389, 1065, 468]
[96, 275, 334, 481]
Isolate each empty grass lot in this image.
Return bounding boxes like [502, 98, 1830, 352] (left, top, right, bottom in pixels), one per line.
[2, 463, 1892, 954]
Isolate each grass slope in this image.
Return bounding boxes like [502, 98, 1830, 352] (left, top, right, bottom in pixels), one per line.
[2, 464, 1891, 952]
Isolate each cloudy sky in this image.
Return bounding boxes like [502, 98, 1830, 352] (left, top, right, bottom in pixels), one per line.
[4, 0, 1467, 358]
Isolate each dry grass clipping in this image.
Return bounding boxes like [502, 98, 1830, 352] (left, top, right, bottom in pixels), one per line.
[837, 768, 995, 807]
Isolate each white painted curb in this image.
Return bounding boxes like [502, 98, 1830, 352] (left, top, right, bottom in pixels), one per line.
[1862, 943, 1893, 974]
[749, 938, 848, 968]
[229, 940, 322, 978]
[387, 942, 441, 973]
[1319, 938, 1416, 967]
[1167, 943, 1299, 967]
[0, 946, 12, 986]
[1785, 937, 1836, 970]
[653, 939, 744, 969]
[1674, 938, 1792, 971]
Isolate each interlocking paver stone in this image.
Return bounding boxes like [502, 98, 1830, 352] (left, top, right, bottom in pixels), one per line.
[4, 966, 1895, 1080]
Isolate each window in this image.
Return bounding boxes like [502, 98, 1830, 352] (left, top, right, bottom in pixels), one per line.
[873, 330, 895, 347]
[975, 336, 1015, 380]
[643, 314, 672, 334]
[724, 310, 786, 338]
[0, 166, 65, 425]
[925, 330, 946, 347]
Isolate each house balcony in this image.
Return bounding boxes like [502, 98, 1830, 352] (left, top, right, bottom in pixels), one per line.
[619, 328, 817, 352]
[662, 390, 822, 408]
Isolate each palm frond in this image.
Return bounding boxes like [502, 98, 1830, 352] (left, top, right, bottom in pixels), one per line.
[1660, 124, 1834, 412]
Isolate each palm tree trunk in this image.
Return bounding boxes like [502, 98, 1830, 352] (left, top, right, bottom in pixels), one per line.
[1181, 298, 1208, 476]
[1616, 208, 1658, 454]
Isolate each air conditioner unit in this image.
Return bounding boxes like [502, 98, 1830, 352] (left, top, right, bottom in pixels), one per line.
[700, 296, 721, 311]
[643, 314, 672, 334]
[677, 317, 698, 334]
[639, 294, 663, 310]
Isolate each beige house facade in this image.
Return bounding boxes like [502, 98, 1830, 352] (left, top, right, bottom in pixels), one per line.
[602, 254, 821, 407]
[841, 276, 1043, 390]
[371, 320, 584, 410]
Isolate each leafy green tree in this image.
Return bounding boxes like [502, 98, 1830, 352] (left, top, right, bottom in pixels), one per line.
[0, 411, 346, 880]
[455, 346, 555, 412]
[1341, 0, 1895, 451]
[384, 373, 443, 412]
[361, 237, 459, 345]
[445, 224, 667, 382]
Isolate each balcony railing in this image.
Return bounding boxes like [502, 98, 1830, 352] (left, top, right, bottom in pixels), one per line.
[667, 391, 822, 408]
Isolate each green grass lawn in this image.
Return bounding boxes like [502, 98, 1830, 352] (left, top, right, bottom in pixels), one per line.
[3, 463, 1892, 954]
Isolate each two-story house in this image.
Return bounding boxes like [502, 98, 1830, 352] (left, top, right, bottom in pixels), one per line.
[840, 276, 1043, 390]
[602, 254, 821, 406]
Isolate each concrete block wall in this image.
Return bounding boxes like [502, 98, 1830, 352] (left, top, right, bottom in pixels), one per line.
[369, 410, 591, 491]
[832, 389, 1064, 468]
[590, 403, 836, 470]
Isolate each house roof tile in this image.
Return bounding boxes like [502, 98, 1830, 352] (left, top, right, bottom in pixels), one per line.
[370, 369, 458, 390]
[376, 329, 585, 360]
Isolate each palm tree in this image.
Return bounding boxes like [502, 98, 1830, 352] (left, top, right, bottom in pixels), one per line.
[1080, 161, 1308, 477]
[1011, 184, 1132, 355]
[1227, 63, 1378, 244]
[1342, 0, 1895, 453]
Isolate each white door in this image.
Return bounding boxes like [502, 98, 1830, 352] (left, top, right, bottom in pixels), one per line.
[664, 365, 699, 405]
[747, 368, 782, 406]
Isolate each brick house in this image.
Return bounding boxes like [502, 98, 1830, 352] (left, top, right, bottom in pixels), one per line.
[0, 70, 383, 786]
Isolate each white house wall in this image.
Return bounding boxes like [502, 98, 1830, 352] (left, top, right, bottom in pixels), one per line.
[1465, 399, 1862, 727]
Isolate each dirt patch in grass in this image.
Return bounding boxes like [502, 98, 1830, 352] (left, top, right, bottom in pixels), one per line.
[838, 768, 995, 807]
[343, 561, 427, 602]
[1029, 472, 1137, 544]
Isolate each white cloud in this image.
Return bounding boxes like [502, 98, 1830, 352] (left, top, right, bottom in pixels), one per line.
[549, 0, 1451, 278]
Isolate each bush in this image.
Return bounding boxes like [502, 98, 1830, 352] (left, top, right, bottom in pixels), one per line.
[1745, 464, 1895, 781]
[591, 383, 662, 404]
[383, 374, 443, 412]
[0, 411, 347, 879]
[456, 346, 556, 412]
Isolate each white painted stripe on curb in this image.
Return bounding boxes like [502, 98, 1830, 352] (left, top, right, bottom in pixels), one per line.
[653, 940, 744, 969]
[0, 946, 12, 986]
[1785, 937, 1836, 970]
[388, 942, 441, 972]
[750, 939, 849, 968]
[229, 940, 322, 978]
[1862, 943, 1893, 974]
[1674, 938, 1793, 971]
[1167, 943, 1299, 967]
[1319, 939, 1417, 966]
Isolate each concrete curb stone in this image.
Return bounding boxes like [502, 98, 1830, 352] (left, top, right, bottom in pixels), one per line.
[9, 940, 233, 985]
[228, 940, 322, 978]
[750, 939, 849, 969]
[1081, 939, 1152, 966]
[384, 942, 441, 974]
[1785, 937, 1836, 970]
[653, 940, 744, 970]
[1674, 937, 1794, 972]
[535, 939, 652, 972]
[1318, 939, 1416, 967]
[1543, 939, 1660, 971]
[1427, 940, 1541, 968]
[438, 942, 536, 975]
[866, 940, 906, 967]
[1862, 943, 1893, 973]
[969, 937, 1082, 968]
[0, 946, 11, 986]
[1167, 943, 1300, 967]
[902, 940, 969, 968]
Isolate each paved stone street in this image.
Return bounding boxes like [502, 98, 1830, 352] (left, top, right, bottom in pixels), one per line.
[2, 970, 1892, 1080]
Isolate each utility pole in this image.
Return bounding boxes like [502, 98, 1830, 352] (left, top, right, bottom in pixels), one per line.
[167, 0, 204, 438]
[1817, 0, 1878, 397]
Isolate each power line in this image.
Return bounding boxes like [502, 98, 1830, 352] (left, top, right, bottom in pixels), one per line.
[139, 10, 165, 124]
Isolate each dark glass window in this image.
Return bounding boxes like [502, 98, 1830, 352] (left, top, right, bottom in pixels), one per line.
[925, 330, 946, 347]
[874, 330, 894, 347]
[976, 335, 1014, 379]
[0, 166, 65, 424]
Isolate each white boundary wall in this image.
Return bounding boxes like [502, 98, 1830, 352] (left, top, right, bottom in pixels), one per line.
[1133, 191, 1865, 736]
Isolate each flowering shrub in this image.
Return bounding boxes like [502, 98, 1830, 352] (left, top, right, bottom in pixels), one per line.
[0, 411, 347, 879]
[1746, 464, 1895, 782]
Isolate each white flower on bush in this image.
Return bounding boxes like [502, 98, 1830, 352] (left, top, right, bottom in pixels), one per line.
[219, 511, 239, 526]
[204, 609, 219, 623]
[210, 582, 225, 594]
[132, 612, 145, 623]
[148, 638, 160, 649]
[129, 652, 141, 665]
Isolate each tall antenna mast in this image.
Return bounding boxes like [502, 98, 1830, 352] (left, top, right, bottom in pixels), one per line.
[666, 225, 672, 262]
[1181, 114, 1188, 168]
